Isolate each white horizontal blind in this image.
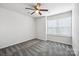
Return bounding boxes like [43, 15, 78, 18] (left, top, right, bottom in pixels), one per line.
[47, 11, 72, 37]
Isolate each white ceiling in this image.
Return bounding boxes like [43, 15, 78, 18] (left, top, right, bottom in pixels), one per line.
[0, 3, 73, 18]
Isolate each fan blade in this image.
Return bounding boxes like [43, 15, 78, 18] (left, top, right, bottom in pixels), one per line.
[40, 9, 48, 11]
[31, 11, 35, 15]
[25, 8, 34, 10]
[39, 12, 42, 15]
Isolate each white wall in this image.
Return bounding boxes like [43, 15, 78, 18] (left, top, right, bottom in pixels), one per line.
[35, 17, 46, 40]
[35, 12, 72, 45]
[0, 7, 35, 49]
[72, 4, 79, 55]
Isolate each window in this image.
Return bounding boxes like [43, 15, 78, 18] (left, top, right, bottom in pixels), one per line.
[47, 11, 72, 37]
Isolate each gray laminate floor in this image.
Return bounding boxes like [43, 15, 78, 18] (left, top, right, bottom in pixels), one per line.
[0, 39, 75, 56]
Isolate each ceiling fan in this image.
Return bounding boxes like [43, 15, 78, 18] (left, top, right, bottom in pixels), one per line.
[25, 3, 48, 15]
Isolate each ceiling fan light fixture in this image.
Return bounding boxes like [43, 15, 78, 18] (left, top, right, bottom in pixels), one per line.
[35, 10, 39, 14]
[37, 5, 40, 9]
[25, 3, 48, 15]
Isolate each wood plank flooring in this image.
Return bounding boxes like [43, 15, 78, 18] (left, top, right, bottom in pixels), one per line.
[0, 39, 75, 56]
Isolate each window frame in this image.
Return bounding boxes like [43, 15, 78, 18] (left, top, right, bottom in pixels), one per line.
[47, 11, 72, 37]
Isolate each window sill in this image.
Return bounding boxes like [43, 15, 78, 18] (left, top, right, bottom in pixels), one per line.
[47, 34, 72, 38]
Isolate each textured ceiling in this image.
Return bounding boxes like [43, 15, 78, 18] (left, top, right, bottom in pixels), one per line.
[0, 3, 73, 18]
